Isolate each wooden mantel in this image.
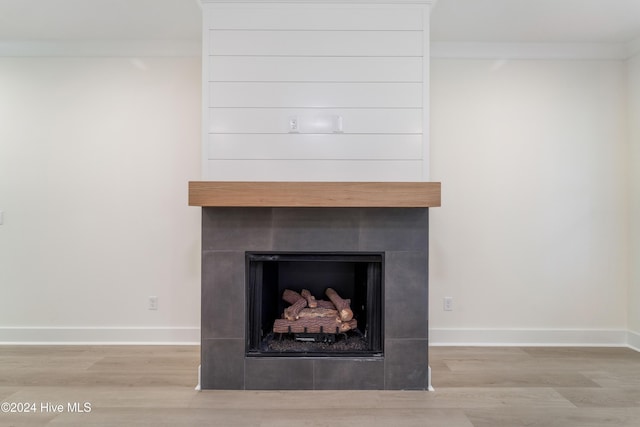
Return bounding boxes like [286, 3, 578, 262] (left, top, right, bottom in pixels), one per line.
[189, 181, 441, 208]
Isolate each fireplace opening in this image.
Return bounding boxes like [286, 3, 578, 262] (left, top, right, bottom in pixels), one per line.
[246, 252, 384, 357]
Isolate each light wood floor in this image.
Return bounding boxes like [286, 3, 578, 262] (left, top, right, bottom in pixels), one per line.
[1, 345, 639, 426]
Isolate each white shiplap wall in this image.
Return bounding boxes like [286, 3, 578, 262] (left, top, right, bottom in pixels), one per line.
[202, 1, 431, 181]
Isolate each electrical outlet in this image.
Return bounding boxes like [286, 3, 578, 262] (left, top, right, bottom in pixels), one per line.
[148, 296, 158, 310]
[0, 211, 3, 225]
[333, 115, 343, 133]
[288, 116, 299, 133]
[443, 297, 453, 311]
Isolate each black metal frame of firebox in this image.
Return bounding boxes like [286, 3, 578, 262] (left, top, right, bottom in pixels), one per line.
[245, 252, 384, 357]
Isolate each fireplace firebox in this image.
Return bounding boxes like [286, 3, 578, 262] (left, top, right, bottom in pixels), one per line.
[246, 252, 384, 357]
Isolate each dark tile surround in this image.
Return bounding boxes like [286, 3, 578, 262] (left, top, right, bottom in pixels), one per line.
[201, 207, 429, 390]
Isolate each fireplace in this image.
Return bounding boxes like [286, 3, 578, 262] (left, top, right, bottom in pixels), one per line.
[246, 252, 384, 357]
[195, 0, 437, 392]
[192, 182, 439, 390]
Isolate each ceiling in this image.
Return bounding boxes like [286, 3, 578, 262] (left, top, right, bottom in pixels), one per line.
[431, 0, 640, 44]
[0, 0, 638, 45]
[0, 0, 202, 42]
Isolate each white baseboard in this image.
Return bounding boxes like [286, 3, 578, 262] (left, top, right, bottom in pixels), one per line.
[0, 327, 200, 345]
[2, 326, 636, 349]
[628, 330, 640, 352]
[429, 328, 628, 347]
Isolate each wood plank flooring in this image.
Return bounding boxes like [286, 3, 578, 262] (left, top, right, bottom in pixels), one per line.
[0, 345, 639, 426]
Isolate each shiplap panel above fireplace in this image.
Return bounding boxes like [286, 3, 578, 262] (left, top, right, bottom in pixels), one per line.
[207, 135, 422, 160]
[209, 30, 423, 56]
[209, 83, 422, 108]
[209, 57, 423, 82]
[202, 1, 431, 181]
[205, 5, 424, 31]
[208, 109, 422, 134]
[204, 160, 424, 181]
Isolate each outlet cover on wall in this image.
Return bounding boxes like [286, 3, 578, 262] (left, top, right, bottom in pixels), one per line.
[288, 116, 299, 133]
[148, 296, 158, 310]
[443, 297, 453, 311]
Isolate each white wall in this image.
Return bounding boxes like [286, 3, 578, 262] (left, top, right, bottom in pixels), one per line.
[0, 54, 634, 347]
[429, 58, 630, 345]
[629, 53, 640, 348]
[0, 57, 202, 343]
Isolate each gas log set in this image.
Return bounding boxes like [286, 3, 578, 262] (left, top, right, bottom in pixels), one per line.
[273, 288, 357, 335]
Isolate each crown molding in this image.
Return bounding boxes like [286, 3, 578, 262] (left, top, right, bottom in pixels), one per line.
[431, 41, 630, 60]
[2, 38, 634, 61]
[0, 40, 201, 57]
